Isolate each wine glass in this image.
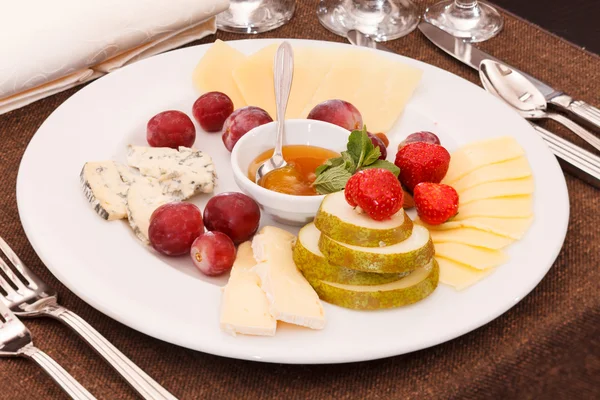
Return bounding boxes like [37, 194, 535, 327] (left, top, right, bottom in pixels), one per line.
[423, 0, 503, 42]
[317, 0, 420, 42]
[217, 0, 296, 34]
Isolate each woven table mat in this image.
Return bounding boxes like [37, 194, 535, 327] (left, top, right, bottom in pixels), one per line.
[1, 1, 599, 399]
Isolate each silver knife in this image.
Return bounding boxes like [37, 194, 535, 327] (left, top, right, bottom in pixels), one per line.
[418, 22, 600, 132]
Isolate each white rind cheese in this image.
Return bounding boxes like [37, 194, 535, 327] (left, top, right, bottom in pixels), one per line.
[80, 161, 129, 221]
[220, 242, 277, 337]
[251, 226, 326, 330]
[127, 145, 217, 200]
[126, 177, 176, 244]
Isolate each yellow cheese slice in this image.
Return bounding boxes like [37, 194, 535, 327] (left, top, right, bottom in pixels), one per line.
[434, 242, 508, 270]
[220, 241, 276, 337]
[192, 39, 247, 110]
[430, 227, 515, 250]
[443, 136, 525, 184]
[451, 157, 532, 193]
[436, 257, 495, 290]
[453, 196, 533, 220]
[459, 176, 535, 205]
[232, 43, 279, 118]
[302, 50, 422, 132]
[417, 216, 534, 240]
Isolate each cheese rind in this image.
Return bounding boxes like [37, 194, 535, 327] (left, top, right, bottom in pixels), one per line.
[251, 226, 326, 330]
[80, 161, 129, 220]
[220, 241, 277, 337]
[127, 146, 216, 200]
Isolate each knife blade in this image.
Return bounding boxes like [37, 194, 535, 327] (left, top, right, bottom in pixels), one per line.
[418, 22, 600, 132]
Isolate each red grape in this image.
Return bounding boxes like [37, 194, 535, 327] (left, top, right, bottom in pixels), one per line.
[368, 133, 387, 160]
[190, 231, 236, 276]
[148, 203, 204, 256]
[192, 92, 234, 132]
[203, 192, 260, 245]
[398, 131, 441, 149]
[222, 106, 273, 152]
[373, 132, 389, 147]
[147, 110, 196, 149]
[307, 99, 363, 131]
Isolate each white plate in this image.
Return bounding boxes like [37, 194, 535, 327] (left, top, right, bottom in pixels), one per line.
[16, 39, 569, 364]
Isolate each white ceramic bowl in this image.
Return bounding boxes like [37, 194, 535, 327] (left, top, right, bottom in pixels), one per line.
[231, 119, 350, 225]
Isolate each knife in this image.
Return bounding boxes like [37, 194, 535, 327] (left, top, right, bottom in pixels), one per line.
[418, 22, 600, 132]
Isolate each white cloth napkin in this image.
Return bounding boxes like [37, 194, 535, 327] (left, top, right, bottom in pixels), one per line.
[0, 0, 230, 115]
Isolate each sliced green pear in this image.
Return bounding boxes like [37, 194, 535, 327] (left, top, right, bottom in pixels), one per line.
[314, 191, 413, 247]
[306, 259, 439, 310]
[293, 223, 408, 285]
[319, 225, 434, 273]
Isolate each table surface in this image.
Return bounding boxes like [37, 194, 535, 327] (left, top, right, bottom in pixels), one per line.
[0, 1, 599, 399]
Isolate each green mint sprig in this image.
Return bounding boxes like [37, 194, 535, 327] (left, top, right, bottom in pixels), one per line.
[313, 126, 400, 195]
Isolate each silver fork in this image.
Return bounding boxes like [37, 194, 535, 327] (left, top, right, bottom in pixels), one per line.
[0, 237, 177, 400]
[0, 300, 96, 399]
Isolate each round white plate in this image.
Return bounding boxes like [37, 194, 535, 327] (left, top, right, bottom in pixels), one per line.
[17, 39, 569, 364]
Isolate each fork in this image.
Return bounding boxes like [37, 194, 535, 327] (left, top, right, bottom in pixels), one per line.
[0, 300, 96, 399]
[0, 237, 177, 400]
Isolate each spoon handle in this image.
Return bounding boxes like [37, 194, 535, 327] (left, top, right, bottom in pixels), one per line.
[546, 112, 600, 153]
[273, 42, 294, 163]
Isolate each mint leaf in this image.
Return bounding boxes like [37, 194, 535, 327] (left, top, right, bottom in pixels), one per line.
[315, 156, 344, 177]
[347, 127, 374, 168]
[313, 163, 353, 194]
[362, 146, 381, 166]
[341, 151, 357, 174]
[359, 159, 400, 176]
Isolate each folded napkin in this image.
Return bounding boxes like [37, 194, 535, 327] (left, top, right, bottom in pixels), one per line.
[0, 0, 230, 115]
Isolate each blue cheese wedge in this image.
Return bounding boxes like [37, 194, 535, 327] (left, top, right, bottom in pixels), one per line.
[126, 177, 176, 244]
[127, 145, 216, 200]
[80, 161, 129, 221]
[251, 226, 326, 330]
[220, 242, 277, 337]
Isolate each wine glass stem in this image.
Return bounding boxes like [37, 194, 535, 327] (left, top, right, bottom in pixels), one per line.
[455, 0, 478, 8]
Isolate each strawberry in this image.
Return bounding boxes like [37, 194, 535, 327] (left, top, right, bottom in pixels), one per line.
[344, 169, 403, 221]
[394, 142, 451, 191]
[413, 183, 459, 225]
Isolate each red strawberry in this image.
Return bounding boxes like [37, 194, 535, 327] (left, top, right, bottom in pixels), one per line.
[344, 169, 403, 221]
[413, 183, 459, 225]
[394, 142, 451, 191]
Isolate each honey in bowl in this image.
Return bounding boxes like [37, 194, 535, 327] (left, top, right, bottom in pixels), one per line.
[248, 145, 340, 196]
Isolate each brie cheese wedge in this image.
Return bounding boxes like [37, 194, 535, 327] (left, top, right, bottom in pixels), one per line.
[80, 161, 129, 221]
[252, 226, 326, 330]
[127, 145, 216, 200]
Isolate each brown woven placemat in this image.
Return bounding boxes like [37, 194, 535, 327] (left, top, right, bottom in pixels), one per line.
[1, 1, 599, 399]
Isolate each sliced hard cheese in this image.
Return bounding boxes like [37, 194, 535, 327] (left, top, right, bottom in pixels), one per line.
[459, 176, 535, 205]
[232, 43, 279, 118]
[443, 137, 525, 184]
[451, 157, 532, 193]
[126, 177, 175, 243]
[418, 216, 533, 240]
[80, 161, 129, 220]
[436, 257, 494, 290]
[192, 39, 247, 109]
[251, 226, 326, 330]
[434, 242, 507, 270]
[453, 196, 533, 220]
[429, 227, 515, 250]
[220, 241, 277, 337]
[127, 146, 216, 200]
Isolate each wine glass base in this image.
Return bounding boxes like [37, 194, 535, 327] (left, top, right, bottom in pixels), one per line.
[216, 0, 296, 34]
[423, 0, 503, 42]
[317, 0, 420, 42]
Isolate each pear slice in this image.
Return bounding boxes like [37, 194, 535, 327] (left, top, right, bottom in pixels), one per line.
[306, 259, 439, 310]
[319, 224, 434, 273]
[293, 223, 409, 285]
[314, 191, 413, 247]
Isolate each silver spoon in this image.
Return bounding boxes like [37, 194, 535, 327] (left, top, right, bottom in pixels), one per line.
[479, 60, 600, 150]
[479, 59, 600, 153]
[255, 41, 294, 184]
